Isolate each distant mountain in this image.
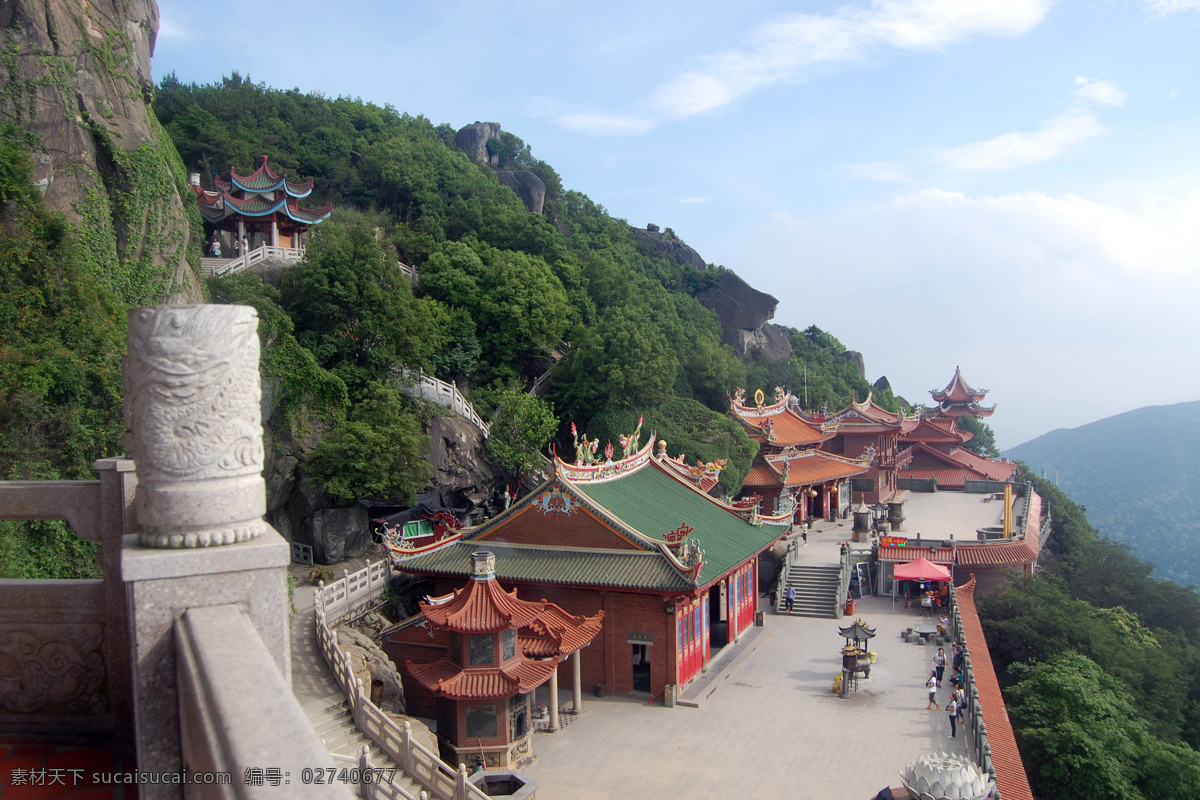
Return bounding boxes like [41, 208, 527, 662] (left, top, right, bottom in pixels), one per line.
[1005, 400, 1200, 587]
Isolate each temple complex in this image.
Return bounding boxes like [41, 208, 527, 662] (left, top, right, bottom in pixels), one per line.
[728, 387, 869, 522]
[390, 427, 782, 702]
[383, 551, 602, 769]
[190, 155, 332, 256]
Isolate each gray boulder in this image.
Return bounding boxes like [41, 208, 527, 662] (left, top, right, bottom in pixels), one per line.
[310, 505, 371, 564]
[496, 170, 546, 214]
[840, 350, 866, 380]
[698, 271, 793, 360]
[455, 122, 502, 167]
[338, 627, 406, 714]
[628, 225, 706, 270]
[429, 415, 498, 509]
[873, 375, 892, 393]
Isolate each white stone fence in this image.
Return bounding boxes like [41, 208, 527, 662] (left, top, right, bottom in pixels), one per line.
[397, 370, 490, 437]
[314, 563, 489, 800]
[202, 244, 306, 277]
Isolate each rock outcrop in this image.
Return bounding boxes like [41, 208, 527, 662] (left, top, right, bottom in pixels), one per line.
[496, 169, 545, 214]
[429, 415, 498, 510]
[338, 626, 406, 714]
[455, 121, 502, 167]
[873, 375, 892, 393]
[840, 350, 866, 380]
[0, 0, 202, 303]
[628, 224, 706, 270]
[698, 271, 793, 361]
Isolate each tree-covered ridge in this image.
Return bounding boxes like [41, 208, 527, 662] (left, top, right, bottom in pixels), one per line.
[978, 467, 1200, 799]
[156, 75, 891, 498]
[1004, 400, 1200, 587]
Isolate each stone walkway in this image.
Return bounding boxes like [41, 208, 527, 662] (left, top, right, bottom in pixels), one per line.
[528, 517, 973, 800]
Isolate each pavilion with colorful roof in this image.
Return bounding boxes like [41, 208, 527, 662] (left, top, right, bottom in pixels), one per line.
[385, 550, 602, 769]
[190, 155, 332, 256]
[728, 386, 869, 523]
[388, 426, 783, 702]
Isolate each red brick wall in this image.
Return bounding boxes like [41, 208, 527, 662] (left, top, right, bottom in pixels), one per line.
[383, 623, 451, 720]
[475, 505, 640, 550]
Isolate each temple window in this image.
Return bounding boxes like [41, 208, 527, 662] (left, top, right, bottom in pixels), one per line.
[470, 634, 494, 666]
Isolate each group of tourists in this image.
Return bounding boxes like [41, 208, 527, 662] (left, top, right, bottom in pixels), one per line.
[925, 643, 966, 738]
[209, 233, 251, 259]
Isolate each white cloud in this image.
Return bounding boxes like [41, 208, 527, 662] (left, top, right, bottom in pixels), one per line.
[555, 111, 656, 136]
[156, 12, 193, 41]
[1142, 0, 1200, 15]
[934, 109, 1104, 170]
[932, 77, 1123, 171]
[678, 196, 710, 204]
[1072, 76, 1126, 106]
[735, 186, 1200, 445]
[543, 0, 1052, 133]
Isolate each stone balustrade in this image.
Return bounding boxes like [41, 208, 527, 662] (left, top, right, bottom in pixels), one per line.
[397, 369, 490, 437]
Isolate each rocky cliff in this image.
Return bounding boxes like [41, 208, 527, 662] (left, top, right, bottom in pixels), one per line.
[698, 271, 793, 361]
[0, 0, 201, 304]
[454, 121, 546, 214]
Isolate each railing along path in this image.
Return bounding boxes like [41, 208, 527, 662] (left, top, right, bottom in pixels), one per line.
[314, 563, 488, 800]
[397, 370, 489, 437]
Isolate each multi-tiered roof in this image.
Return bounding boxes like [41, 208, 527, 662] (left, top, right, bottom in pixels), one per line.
[193, 155, 333, 228]
[930, 367, 996, 419]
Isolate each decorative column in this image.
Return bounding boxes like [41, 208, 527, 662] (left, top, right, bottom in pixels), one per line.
[124, 304, 267, 548]
[121, 305, 290, 798]
[270, 219, 279, 247]
[548, 664, 560, 732]
[572, 649, 583, 713]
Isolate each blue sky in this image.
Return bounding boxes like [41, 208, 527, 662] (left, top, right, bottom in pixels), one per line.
[155, 0, 1200, 448]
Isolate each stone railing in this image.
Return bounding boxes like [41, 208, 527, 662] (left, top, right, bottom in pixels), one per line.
[202, 244, 306, 277]
[948, 586, 1001, 799]
[314, 563, 488, 800]
[0, 459, 133, 737]
[397, 369, 490, 437]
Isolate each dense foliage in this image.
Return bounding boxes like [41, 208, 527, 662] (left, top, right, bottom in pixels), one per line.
[955, 414, 999, 457]
[0, 123, 118, 577]
[484, 388, 558, 481]
[977, 468, 1200, 798]
[154, 74, 892, 502]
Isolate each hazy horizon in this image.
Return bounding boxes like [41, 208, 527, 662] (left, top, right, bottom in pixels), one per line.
[154, 0, 1200, 449]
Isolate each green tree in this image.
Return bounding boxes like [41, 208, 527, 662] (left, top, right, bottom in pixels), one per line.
[956, 414, 1000, 457]
[485, 388, 558, 481]
[306, 383, 431, 503]
[283, 218, 446, 393]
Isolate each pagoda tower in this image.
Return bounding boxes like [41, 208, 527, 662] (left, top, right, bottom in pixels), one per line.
[190, 155, 332, 255]
[404, 551, 602, 769]
[930, 367, 996, 419]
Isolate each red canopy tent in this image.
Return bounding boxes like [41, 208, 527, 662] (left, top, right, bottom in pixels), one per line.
[893, 556, 952, 582]
[892, 556, 953, 612]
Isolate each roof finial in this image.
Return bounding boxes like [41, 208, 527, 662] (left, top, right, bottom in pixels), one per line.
[470, 551, 495, 581]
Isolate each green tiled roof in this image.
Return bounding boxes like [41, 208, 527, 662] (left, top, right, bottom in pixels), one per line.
[571, 462, 780, 587]
[398, 541, 692, 591]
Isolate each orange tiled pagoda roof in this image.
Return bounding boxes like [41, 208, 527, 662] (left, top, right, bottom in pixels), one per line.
[194, 155, 332, 227]
[729, 389, 833, 447]
[421, 574, 545, 634]
[832, 394, 918, 434]
[406, 657, 557, 700]
[519, 605, 605, 658]
[743, 451, 869, 488]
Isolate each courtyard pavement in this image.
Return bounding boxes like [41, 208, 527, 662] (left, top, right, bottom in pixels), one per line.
[527, 499, 992, 800]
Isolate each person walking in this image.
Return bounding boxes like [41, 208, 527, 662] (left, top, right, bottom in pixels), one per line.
[209, 233, 221, 258]
[946, 696, 959, 738]
[933, 647, 947, 684]
[784, 585, 796, 613]
[956, 686, 966, 723]
[925, 671, 940, 710]
[801, 524, 808, 546]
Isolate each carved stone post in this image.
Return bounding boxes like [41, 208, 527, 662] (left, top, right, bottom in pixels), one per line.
[124, 304, 267, 548]
[121, 305, 290, 798]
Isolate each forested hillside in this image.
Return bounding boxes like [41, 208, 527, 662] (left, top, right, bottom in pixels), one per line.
[1005, 401, 1200, 587]
[979, 468, 1200, 799]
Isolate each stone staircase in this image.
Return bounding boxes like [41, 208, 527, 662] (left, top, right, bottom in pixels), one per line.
[307, 700, 423, 798]
[779, 564, 841, 618]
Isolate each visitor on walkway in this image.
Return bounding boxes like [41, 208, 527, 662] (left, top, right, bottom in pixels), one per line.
[952, 643, 964, 671]
[933, 647, 947, 684]
[241, 234, 249, 255]
[947, 696, 958, 737]
[955, 686, 965, 723]
[802, 525, 808, 546]
[784, 585, 796, 612]
[926, 671, 940, 710]
[209, 234, 221, 257]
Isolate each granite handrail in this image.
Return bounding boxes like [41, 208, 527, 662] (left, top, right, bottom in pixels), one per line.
[313, 563, 488, 800]
[948, 585, 1002, 799]
[395, 369, 490, 437]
